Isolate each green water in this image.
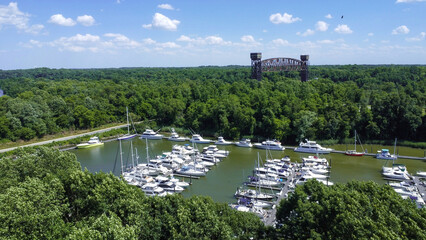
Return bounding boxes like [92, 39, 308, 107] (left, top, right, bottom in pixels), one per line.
[69, 139, 426, 203]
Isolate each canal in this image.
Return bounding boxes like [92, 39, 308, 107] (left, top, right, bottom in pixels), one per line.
[69, 138, 426, 203]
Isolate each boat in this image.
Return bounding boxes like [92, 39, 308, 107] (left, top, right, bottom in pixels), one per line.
[345, 130, 365, 156]
[302, 155, 329, 167]
[235, 139, 252, 148]
[294, 139, 333, 154]
[168, 128, 189, 142]
[140, 129, 164, 140]
[416, 171, 426, 177]
[118, 107, 138, 140]
[382, 169, 410, 180]
[253, 140, 285, 151]
[140, 183, 168, 197]
[234, 188, 275, 201]
[175, 165, 207, 177]
[76, 136, 104, 149]
[376, 138, 397, 160]
[189, 134, 211, 144]
[215, 136, 233, 145]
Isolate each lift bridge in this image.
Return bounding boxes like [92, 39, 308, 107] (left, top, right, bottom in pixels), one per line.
[250, 53, 309, 82]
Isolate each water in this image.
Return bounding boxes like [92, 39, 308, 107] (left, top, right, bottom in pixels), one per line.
[69, 138, 426, 203]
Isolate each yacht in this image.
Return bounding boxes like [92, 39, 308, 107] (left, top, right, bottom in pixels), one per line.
[168, 128, 188, 142]
[253, 140, 285, 151]
[76, 136, 104, 149]
[302, 155, 329, 167]
[215, 136, 233, 145]
[416, 171, 426, 177]
[234, 188, 275, 201]
[235, 139, 252, 148]
[175, 165, 207, 177]
[140, 129, 163, 140]
[382, 169, 410, 180]
[189, 134, 211, 144]
[140, 183, 168, 197]
[294, 139, 333, 154]
[376, 149, 397, 160]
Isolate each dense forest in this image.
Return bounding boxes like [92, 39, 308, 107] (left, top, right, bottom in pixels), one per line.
[1, 147, 425, 239]
[0, 65, 425, 144]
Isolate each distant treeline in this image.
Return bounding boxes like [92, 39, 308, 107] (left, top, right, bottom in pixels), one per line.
[0, 65, 424, 143]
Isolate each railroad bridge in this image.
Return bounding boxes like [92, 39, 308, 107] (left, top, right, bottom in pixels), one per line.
[250, 53, 309, 82]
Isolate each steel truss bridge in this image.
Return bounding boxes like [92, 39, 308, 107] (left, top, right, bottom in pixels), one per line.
[250, 53, 309, 81]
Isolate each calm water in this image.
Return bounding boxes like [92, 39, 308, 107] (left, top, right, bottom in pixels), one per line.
[69, 138, 426, 203]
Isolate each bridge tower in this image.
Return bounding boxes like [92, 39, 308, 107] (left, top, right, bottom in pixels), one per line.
[250, 52, 262, 81]
[300, 55, 309, 82]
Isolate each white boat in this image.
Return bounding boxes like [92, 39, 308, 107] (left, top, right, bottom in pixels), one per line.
[416, 171, 426, 177]
[140, 129, 164, 140]
[189, 134, 211, 144]
[235, 139, 252, 148]
[157, 181, 185, 193]
[302, 155, 329, 167]
[382, 170, 410, 180]
[168, 128, 189, 142]
[76, 136, 104, 149]
[301, 166, 329, 175]
[253, 140, 285, 151]
[234, 188, 275, 201]
[294, 139, 333, 154]
[118, 107, 138, 140]
[215, 136, 233, 145]
[389, 181, 413, 189]
[175, 165, 206, 177]
[376, 149, 397, 160]
[169, 175, 190, 188]
[140, 183, 168, 197]
[345, 130, 365, 156]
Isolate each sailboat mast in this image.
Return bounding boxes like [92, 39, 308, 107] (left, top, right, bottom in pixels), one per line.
[130, 140, 134, 168]
[119, 139, 123, 175]
[126, 107, 130, 134]
[354, 130, 357, 152]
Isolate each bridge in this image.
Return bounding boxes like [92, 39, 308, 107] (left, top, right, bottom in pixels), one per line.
[250, 53, 309, 82]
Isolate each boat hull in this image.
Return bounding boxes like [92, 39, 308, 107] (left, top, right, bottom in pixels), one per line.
[253, 144, 284, 151]
[294, 148, 331, 154]
[345, 151, 365, 156]
[76, 142, 104, 149]
[140, 135, 163, 140]
[118, 134, 138, 140]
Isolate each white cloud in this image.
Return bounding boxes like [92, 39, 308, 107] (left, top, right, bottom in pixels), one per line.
[317, 39, 335, 44]
[334, 24, 353, 34]
[77, 15, 95, 26]
[143, 38, 156, 45]
[316, 21, 329, 31]
[48, 14, 76, 26]
[406, 32, 425, 41]
[158, 42, 180, 48]
[0, 2, 44, 34]
[143, 13, 179, 31]
[104, 33, 140, 48]
[241, 35, 255, 43]
[325, 14, 333, 19]
[368, 33, 374, 36]
[158, 4, 174, 10]
[297, 29, 315, 37]
[269, 12, 301, 24]
[177, 35, 231, 46]
[392, 25, 410, 34]
[396, 0, 426, 3]
[272, 38, 290, 46]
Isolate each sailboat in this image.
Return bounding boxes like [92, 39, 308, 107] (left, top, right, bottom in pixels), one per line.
[345, 130, 365, 156]
[118, 107, 138, 140]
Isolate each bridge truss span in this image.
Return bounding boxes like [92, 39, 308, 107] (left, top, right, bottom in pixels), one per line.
[261, 57, 308, 72]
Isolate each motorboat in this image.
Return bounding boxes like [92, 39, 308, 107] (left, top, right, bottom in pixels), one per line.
[202, 145, 229, 158]
[118, 107, 138, 140]
[215, 136, 233, 145]
[302, 155, 329, 167]
[345, 130, 365, 156]
[175, 165, 207, 177]
[301, 166, 329, 175]
[294, 139, 333, 154]
[389, 181, 413, 189]
[168, 128, 189, 142]
[253, 140, 285, 151]
[235, 139, 252, 148]
[76, 136, 104, 149]
[157, 181, 185, 193]
[234, 188, 275, 201]
[237, 197, 273, 209]
[140, 129, 163, 140]
[416, 171, 426, 177]
[295, 177, 333, 186]
[140, 183, 168, 197]
[189, 134, 211, 144]
[376, 149, 397, 160]
[382, 164, 408, 174]
[382, 169, 410, 180]
[169, 175, 190, 188]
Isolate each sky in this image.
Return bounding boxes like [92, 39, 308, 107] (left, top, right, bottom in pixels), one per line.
[0, 0, 425, 69]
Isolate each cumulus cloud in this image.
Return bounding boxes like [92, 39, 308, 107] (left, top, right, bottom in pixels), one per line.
[392, 25, 410, 34]
[272, 38, 290, 46]
[297, 29, 315, 37]
[368, 33, 374, 36]
[48, 14, 76, 26]
[334, 24, 353, 34]
[406, 32, 425, 41]
[104, 33, 140, 48]
[325, 14, 333, 19]
[241, 35, 255, 43]
[158, 4, 174, 10]
[316, 21, 329, 31]
[0, 2, 44, 34]
[177, 35, 231, 46]
[77, 15, 95, 26]
[143, 13, 179, 31]
[269, 12, 301, 24]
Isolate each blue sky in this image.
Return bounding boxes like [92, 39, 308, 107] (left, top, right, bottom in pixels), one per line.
[0, 0, 425, 69]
